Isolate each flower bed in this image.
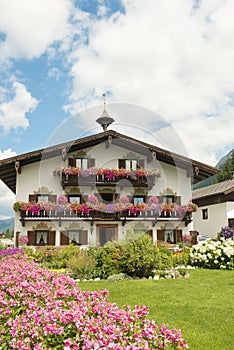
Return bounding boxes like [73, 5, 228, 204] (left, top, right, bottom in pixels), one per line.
[0, 255, 188, 349]
[189, 238, 234, 270]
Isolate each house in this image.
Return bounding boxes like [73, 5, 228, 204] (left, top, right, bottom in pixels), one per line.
[0, 106, 219, 248]
[192, 179, 234, 238]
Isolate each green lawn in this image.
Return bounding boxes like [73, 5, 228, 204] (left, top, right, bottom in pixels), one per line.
[79, 269, 234, 350]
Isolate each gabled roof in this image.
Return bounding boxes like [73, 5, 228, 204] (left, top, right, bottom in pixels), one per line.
[0, 129, 220, 193]
[192, 179, 234, 200]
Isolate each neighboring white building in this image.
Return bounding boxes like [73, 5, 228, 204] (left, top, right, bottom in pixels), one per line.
[0, 109, 218, 248]
[192, 179, 234, 238]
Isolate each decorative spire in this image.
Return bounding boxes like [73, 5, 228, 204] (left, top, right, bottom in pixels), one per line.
[96, 93, 115, 131]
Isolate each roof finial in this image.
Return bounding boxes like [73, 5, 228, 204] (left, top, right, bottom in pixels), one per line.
[96, 93, 115, 131]
[103, 93, 107, 110]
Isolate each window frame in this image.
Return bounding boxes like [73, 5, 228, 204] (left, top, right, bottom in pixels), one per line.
[202, 208, 208, 220]
[133, 195, 145, 205]
[163, 229, 176, 244]
[36, 194, 50, 202]
[202, 208, 209, 220]
[118, 159, 144, 170]
[68, 195, 81, 204]
[162, 195, 175, 204]
[35, 230, 49, 246]
[75, 158, 88, 169]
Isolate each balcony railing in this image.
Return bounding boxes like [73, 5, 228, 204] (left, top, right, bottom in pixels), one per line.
[61, 173, 155, 188]
[19, 209, 192, 227]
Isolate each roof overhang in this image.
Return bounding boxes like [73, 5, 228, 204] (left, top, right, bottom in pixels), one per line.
[0, 130, 220, 194]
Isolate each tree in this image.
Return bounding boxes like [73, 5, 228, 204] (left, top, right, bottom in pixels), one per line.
[5, 228, 14, 239]
[214, 151, 234, 183]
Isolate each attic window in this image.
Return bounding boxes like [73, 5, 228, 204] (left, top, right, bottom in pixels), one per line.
[118, 159, 144, 170]
[68, 158, 95, 168]
[76, 158, 88, 169]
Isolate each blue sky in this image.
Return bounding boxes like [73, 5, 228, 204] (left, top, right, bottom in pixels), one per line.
[0, 0, 234, 218]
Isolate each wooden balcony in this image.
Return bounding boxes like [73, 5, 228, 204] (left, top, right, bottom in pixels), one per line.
[19, 209, 192, 227]
[61, 173, 155, 189]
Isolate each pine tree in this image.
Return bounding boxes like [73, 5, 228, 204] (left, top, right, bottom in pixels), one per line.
[215, 151, 234, 183]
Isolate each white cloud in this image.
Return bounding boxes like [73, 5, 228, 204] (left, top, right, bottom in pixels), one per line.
[0, 148, 16, 160]
[0, 183, 15, 218]
[0, 82, 39, 132]
[0, 148, 16, 218]
[0, 0, 73, 60]
[64, 0, 234, 165]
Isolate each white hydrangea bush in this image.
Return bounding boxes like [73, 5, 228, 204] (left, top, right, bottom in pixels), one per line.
[190, 239, 234, 270]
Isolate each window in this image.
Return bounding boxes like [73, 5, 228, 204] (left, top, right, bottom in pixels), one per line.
[164, 229, 175, 244]
[133, 195, 145, 204]
[118, 159, 144, 170]
[67, 230, 88, 245]
[35, 230, 48, 245]
[68, 195, 81, 204]
[75, 158, 88, 169]
[60, 230, 88, 245]
[162, 195, 174, 204]
[37, 194, 50, 202]
[202, 209, 208, 220]
[228, 219, 234, 228]
[97, 225, 118, 246]
[29, 194, 57, 203]
[68, 158, 95, 168]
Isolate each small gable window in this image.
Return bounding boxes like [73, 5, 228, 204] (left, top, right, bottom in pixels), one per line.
[202, 208, 208, 220]
[118, 159, 144, 170]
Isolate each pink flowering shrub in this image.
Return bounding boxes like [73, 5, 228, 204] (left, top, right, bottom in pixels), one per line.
[0, 256, 188, 349]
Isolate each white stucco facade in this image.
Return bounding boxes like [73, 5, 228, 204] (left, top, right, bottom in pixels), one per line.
[193, 202, 234, 238]
[13, 137, 196, 247]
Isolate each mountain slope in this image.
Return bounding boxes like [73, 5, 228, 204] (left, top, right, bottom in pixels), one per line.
[0, 217, 14, 233]
[193, 149, 234, 190]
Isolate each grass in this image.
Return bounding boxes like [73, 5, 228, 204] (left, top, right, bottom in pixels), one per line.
[79, 269, 234, 350]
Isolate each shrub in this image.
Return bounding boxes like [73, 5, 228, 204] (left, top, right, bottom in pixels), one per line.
[67, 250, 96, 279]
[121, 234, 157, 278]
[154, 250, 172, 271]
[89, 244, 122, 279]
[171, 248, 190, 268]
[190, 238, 234, 269]
[0, 255, 188, 349]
